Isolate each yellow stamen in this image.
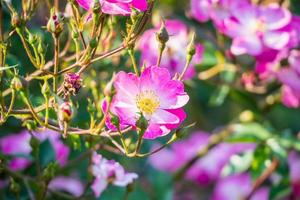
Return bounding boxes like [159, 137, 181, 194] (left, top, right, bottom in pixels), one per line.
[136, 90, 160, 115]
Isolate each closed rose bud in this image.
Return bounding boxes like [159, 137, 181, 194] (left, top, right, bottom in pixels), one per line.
[11, 76, 25, 91]
[41, 80, 51, 97]
[187, 33, 196, 57]
[156, 21, 169, 45]
[11, 12, 21, 27]
[58, 102, 73, 122]
[136, 114, 148, 133]
[47, 10, 65, 36]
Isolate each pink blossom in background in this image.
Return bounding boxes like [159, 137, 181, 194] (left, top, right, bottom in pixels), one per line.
[149, 131, 255, 185]
[190, 0, 250, 31]
[91, 152, 138, 197]
[107, 66, 189, 139]
[32, 129, 70, 166]
[0, 131, 32, 171]
[0, 130, 70, 171]
[277, 50, 300, 108]
[288, 151, 300, 198]
[212, 173, 269, 200]
[255, 49, 289, 80]
[138, 20, 203, 80]
[223, 3, 292, 56]
[76, 0, 147, 15]
[48, 176, 84, 197]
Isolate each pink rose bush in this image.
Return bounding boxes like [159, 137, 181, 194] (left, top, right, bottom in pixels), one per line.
[76, 0, 147, 15]
[1, 0, 300, 199]
[138, 20, 204, 80]
[106, 66, 189, 139]
[91, 152, 138, 197]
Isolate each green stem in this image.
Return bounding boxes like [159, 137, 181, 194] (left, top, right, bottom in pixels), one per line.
[178, 56, 192, 81]
[156, 43, 165, 67]
[4, 88, 16, 118]
[128, 49, 139, 76]
[53, 35, 59, 94]
[118, 127, 128, 154]
[44, 97, 49, 126]
[16, 28, 40, 69]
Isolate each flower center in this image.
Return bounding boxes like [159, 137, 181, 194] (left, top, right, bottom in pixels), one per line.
[136, 90, 160, 115]
[252, 19, 266, 35]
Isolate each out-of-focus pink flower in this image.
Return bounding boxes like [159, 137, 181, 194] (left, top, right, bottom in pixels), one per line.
[190, 0, 250, 30]
[32, 130, 70, 166]
[212, 173, 269, 200]
[223, 3, 292, 56]
[48, 176, 84, 197]
[149, 131, 255, 185]
[107, 66, 189, 139]
[0, 131, 32, 171]
[91, 152, 138, 197]
[0, 129, 70, 171]
[76, 0, 147, 15]
[138, 20, 203, 80]
[277, 50, 300, 108]
[255, 49, 289, 80]
[288, 151, 300, 198]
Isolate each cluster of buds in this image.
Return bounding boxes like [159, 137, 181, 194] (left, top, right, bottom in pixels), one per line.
[47, 9, 65, 36]
[63, 73, 83, 98]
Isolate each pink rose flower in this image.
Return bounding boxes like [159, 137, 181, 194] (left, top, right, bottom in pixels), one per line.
[107, 66, 189, 139]
[76, 0, 147, 15]
[91, 152, 138, 197]
[212, 173, 269, 200]
[223, 3, 292, 56]
[149, 131, 255, 185]
[138, 20, 204, 80]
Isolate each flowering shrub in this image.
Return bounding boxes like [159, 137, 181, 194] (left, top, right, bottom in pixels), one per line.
[0, 0, 299, 199]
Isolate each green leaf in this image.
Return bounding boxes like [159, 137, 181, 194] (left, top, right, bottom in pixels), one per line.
[229, 123, 272, 142]
[251, 144, 271, 179]
[266, 138, 287, 161]
[209, 85, 230, 106]
[221, 151, 253, 177]
[39, 139, 56, 167]
[269, 176, 291, 200]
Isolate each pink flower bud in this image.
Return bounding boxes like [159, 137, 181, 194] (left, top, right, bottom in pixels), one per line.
[47, 10, 65, 36]
[58, 102, 73, 122]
